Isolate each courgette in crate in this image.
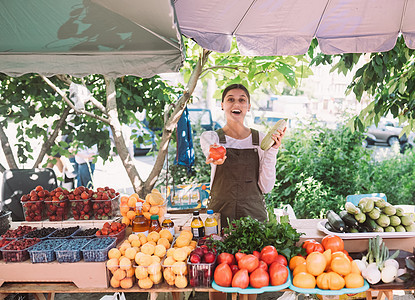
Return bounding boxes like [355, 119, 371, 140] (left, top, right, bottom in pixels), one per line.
[339, 210, 359, 228]
[363, 218, 377, 232]
[345, 202, 361, 215]
[325, 220, 342, 233]
[326, 210, 345, 232]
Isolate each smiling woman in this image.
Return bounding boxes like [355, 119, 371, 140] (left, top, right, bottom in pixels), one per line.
[200, 83, 287, 229]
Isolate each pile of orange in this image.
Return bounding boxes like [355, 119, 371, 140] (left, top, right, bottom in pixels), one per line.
[290, 249, 364, 290]
[120, 189, 167, 226]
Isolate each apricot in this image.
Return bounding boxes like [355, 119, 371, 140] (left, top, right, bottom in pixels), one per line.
[138, 254, 153, 267]
[125, 247, 137, 260]
[108, 248, 121, 260]
[179, 230, 193, 240]
[154, 244, 167, 258]
[127, 196, 137, 208]
[150, 271, 163, 284]
[138, 233, 147, 245]
[106, 258, 119, 273]
[157, 237, 170, 249]
[125, 267, 135, 277]
[166, 248, 175, 258]
[119, 257, 132, 270]
[142, 202, 151, 212]
[146, 241, 157, 247]
[126, 210, 136, 221]
[172, 261, 186, 275]
[121, 216, 130, 226]
[151, 255, 161, 264]
[163, 267, 175, 283]
[175, 275, 188, 288]
[113, 268, 126, 281]
[120, 277, 133, 289]
[131, 239, 141, 248]
[128, 233, 139, 242]
[135, 265, 148, 280]
[173, 248, 187, 262]
[135, 252, 145, 265]
[143, 212, 152, 220]
[148, 262, 161, 275]
[159, 229, 174, 243]
[141, 243, 155, 256]
[138, 277, 153, 289]
[120, 206, 129, 217]
[163, 256, 176, 266]
[175, 236, 190, 248]
[147, 231, 160, 243]
[110, 276, 120, 288]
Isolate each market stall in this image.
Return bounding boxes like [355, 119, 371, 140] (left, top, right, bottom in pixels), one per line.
[0, 187, 414, 300]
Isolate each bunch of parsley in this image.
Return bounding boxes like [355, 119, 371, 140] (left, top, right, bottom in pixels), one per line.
[210, 215, 305, 259]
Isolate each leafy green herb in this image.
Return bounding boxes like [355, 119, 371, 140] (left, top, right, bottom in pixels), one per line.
[210, 215, 305, 259]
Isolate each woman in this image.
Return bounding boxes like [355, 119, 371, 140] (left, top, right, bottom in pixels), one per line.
[201, 84, 286, 228]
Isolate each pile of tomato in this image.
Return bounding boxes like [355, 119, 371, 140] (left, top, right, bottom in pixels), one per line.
[290, 235, 365, 290]
[213, 245, 289, 289]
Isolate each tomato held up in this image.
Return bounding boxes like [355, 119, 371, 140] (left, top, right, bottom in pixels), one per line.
[209, 144, 226, 160]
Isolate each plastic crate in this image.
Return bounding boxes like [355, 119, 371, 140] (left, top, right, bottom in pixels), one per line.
[96, 226, 126, 244]
[70, 199, 93, 220]
[72, 228, 99, 239]
[92, 195, 120, 220]
[0, 211, 11, 235]
[81, 237, 116, 262]
[187, 255, 217, 287]
[55, 238, 90, 263]
[48, 226, 81, 239]
[1, 238, 41, 262]
[45, 199, 70, 221]
[28, 239, 64, 263]
[20, 200, 46, 222]
[23, 227, 57, 240]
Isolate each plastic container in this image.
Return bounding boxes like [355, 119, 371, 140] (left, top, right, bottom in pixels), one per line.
[70, 199, 93, 220]
[54, 238, 90, 263]
[81, 237, 116, 262]
[187, 254, 216, 287]
[20, 201, 46, 222]
[96, 226, 126, 244]
[0, 211, 12, 235]
[92, 195, 120, 220]
[106, 264, 136, 289]
[161, 256, 188, 288]
[1, 225, 36, 240]
[0, 238, 13, 260]
[71, 228, 99, 239]
[23, 227, 57, 240]
[48, 226, 81, 239]
[44, 199, 70, 221]
[28, 239, 64, 263]
[133, 263, 164, 289]
[1, 238, 41, 262]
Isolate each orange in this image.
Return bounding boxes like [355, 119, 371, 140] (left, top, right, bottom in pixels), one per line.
[289, 256, 306, 270]
[345, 273, 364, 288]
[127, 210, 136, 220]
[293, 272, 316, 289]
[331, 256, 351, 276]
[293, 262, 307, 277]
[306, 252, 326, 276]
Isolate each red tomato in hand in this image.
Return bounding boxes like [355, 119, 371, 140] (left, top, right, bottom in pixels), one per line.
[238, 254, 259, 273]
[321, 235, 344, 253]
[249, 268, 270, 288]
[232, 269, 249, 289]
[209, 144, 226, 160]
[269, 262, 289, 286]
[214, 263, 233, 287]
[274, 254, 288, 266]
[260, 245, 278, 265]
[217, 252, 235, 265]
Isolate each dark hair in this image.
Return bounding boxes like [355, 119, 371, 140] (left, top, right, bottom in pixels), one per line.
[221, 84, 250, 103]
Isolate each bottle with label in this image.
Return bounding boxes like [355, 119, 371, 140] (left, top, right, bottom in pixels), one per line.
[191, 211, 205, 238]
[204, 209, 218, 236]
[149, 215, 162, 233]
[132, 202, 149, 236]
[161, 213, 175, 236]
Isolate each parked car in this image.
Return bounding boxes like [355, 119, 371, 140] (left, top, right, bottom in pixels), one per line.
[366, 119, 407, 146]
[188, 108, 222, 131]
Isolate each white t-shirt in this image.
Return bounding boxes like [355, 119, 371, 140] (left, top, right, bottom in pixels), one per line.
[200, 130, 278, 193]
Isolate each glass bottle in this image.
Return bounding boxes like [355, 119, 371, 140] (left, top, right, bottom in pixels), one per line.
[161, 213, 175, 236]
[132, 202, 149, 235]
[149, 214, 162, 233]
[191, 211, 205, 238]
[204, 209, 218, 236]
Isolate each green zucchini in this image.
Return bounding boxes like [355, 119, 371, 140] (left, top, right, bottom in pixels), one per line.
[363, 218, 377, 232]
[345, 202, 361, 215]
[260, 119, 287, 150]
[339, 210, 359, 228]
[326, 210, 345, 232]
[324, 220, 342, 233]
[349, 227, 359, 233]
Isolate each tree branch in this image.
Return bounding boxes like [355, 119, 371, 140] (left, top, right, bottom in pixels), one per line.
[0, 123, 18, 169]
[40, 75, 110, 124]
[143, 49, 211, 194]
[32, 106, 71, 169]
[104, 76, 143, 194]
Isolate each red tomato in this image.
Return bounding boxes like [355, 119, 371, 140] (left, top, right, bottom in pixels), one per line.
[252, 250, 261, 259]
[321, 235, 344, 253]
[274, 254, 288, 266]
[209, 144, 226, 160]
[269, 262, 289, 286]
[260, 245, 279, 265]
[217, 253, 235, 265]
[235, 252, 247, 262]
[303, 240, 324, 254]
[230, 264, 240, 276]
[214, 263, 233, 287]
[238, 254, 259, 273]
[232, 269, 249, 289]
[249, 268, 270, 288]
[257, 260, 268, 272]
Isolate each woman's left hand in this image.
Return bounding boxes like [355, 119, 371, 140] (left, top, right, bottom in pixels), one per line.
[271, 127, 286, 149]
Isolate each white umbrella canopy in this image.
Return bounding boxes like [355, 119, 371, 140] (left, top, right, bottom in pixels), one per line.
[174, 0, 415, 55]
[0, 0, 183, 78]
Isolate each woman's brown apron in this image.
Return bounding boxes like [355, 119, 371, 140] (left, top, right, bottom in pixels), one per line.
[208, 128, 267, 228]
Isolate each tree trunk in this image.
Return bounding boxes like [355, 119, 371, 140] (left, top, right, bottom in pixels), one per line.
[142, 50, 211, 195]
[104, 76, 144, 194]
[0, 123, 18, 170]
